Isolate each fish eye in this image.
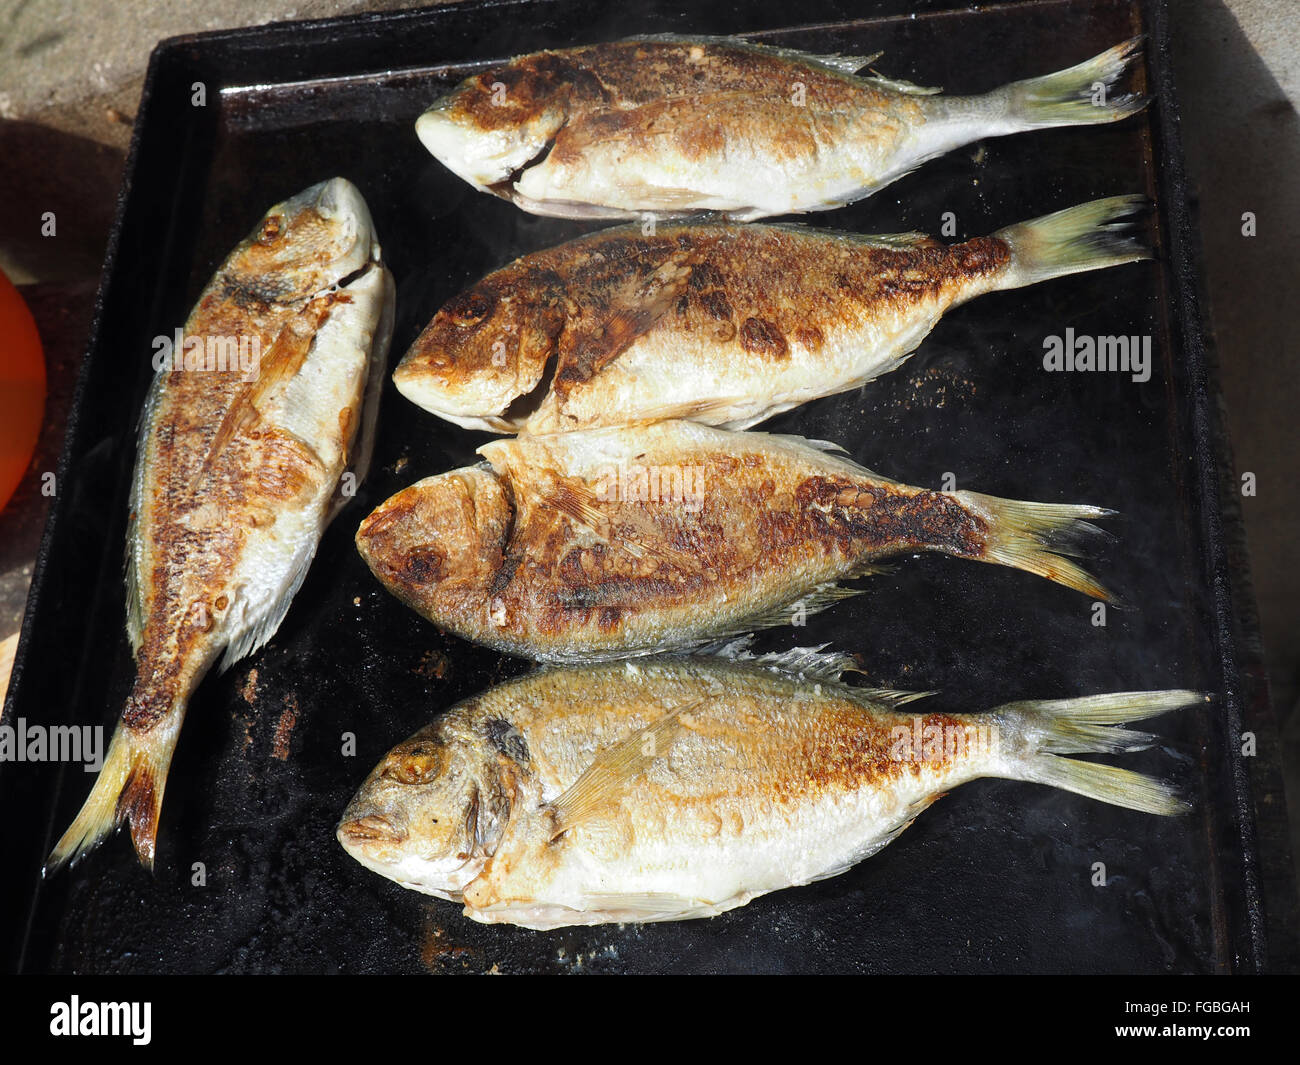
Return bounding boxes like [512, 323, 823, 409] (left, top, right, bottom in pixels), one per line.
[382, 742, 444, 784]
[444, 289, 496, 328]
[258, 215, 284, 244]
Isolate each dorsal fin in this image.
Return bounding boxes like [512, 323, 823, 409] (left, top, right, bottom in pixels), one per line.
[850, 688, 937, 709]
[624, 33, 883, 77]
[844, 231, 941, 251]
[704, 638, 864, 682]
[764, 221, 941, 253]
[862, 73, 943, 95]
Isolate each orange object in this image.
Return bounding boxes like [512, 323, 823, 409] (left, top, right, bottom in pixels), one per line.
[0, 269, 46, 514]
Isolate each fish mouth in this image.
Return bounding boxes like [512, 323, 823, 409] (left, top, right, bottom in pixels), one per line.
[416, 106, 564, 194]
[336, 817, 487, 900]
[337, 813, 408, 845]
[391, 353, 557, 434]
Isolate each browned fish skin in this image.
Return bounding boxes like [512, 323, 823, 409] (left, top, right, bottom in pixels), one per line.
[356, 422, 1110, 661]
[417, 36, 1147, 221]
[48, 179, 393, 872]
[453, 39, 916, 177]
[396, 195, 1150, 434]
[125, 298, 348, 734]
[337, 654, 1199, 928]
[397, 222, 1010, 432]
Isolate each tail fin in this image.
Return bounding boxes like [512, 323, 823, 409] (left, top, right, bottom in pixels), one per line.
[994, 195, 1151, 289]
[994, 36, 1149, 130]
[956, 491, 1116, 602]
[990, 690, 1206, 814]
[45, 712, 183, 874]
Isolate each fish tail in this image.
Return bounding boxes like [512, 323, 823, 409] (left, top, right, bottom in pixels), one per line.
[45, 704, 184, 874]
[994, 195, 1151, 288]
[957, 491, 1117, 602]
[994, 35, 1149, 130]
[990, 690, 1207, 814]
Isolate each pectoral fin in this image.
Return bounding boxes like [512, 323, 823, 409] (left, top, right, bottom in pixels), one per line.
[199, 317, 317, 479]
[553, 252, 694, 398]
[546, 700, 701, 841]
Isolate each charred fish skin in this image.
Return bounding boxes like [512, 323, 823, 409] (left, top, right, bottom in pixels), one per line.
[338, 651, 1202, 930]
[47, 178, 395, 873]
[394, 196, 1149, 434]
[355, 420, 1113, 662]
[415, 34, 1147, 221]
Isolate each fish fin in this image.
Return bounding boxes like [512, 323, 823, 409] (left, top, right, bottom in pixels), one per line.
[993, 35, 1149, 129]
[46, 711, 184, 873]
[547, 700, 700, 840]
[958, 491, 1118, 602]
[750, 431, 903, 484]
[217, 534, 319, 671]
[693, 634, 760, 659]
[799, 436, 856, 455]
[849, 795, 942, 867]
[626, 33, 882, 76]
[329, 263, 395, 523]
[862, 73, 942, 95]
[842, 230, 942, 252]
[745, 583, 868, 635]
[995, 689, 1209, 755]
[995, 195, 1151, 288]
[766, 221, 938, 254]
[524, 471, 706, 575]
[853, 688, 938, 709]
[572, 892, 742, 922]
[523, 475, 609, 538]
[799, 794, 944, 887]
[197, 318, 316, 480]
[554, 253, 693, 395]
[695, 640, 922, 693]
[702, 638, 866, 682]
[1025, 760, 1186, 815]
[991, 689, 1206, 815]
[772, 46, 883, 76]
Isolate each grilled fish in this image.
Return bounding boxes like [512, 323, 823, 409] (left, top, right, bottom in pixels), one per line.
[395, 196, 1147, 433]
[48, 178, 396, 871]
[355, 420, 1112, 661]
[338, 649, 1200, 929]
[416, 34, 1147, 221]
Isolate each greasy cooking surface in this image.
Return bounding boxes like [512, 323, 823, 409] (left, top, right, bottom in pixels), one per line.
[2, 0, 1286, 971]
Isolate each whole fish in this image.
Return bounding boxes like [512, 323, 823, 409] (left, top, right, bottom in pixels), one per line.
[338, 650, 1200, 929]
[395, 196, 1147, 433]
[415, 34, 1147, 221]
[355, 420, 1112, 661]
[48, 178, 396, 871]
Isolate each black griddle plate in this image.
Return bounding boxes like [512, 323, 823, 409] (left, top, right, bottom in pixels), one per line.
[3, 0, 1295, 973]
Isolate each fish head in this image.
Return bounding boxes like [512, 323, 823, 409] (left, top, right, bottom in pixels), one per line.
[338, 721, 506, 898]
[393, 275, 565, 432]
[415, 58, 572, 192]
[355, 465, 512, 628]
[228, 177, 378, 302]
